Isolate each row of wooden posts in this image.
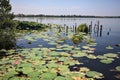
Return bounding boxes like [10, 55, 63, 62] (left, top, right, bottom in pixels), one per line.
[48, 20, 110, 37]
[64, 20, 103, 37]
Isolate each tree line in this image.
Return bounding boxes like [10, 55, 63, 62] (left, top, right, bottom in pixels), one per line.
[15, 14, 120, 18]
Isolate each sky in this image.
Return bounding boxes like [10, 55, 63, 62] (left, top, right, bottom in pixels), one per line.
[10, 0, 120, 16]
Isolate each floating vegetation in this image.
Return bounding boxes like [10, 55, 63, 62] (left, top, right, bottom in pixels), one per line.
[115, 66, 120, 71]
[86, 71, 104, 79]
[106, 46, 114, 49]
[103, 53, 118, 58]
[72, 34, 83, 44]
[0, 23, 119, 80]
[100, 59, 113, 64]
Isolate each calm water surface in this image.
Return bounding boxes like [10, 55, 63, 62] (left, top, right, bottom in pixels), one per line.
[14, 17, 120, 80]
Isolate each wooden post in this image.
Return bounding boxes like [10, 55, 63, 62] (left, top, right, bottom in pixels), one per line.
[100, 25, 103, 37]
[73, 25, 74, 32]
[91, 21, 92, 27]
[66, 26, 68, 34]
[75, 23, 77, 33]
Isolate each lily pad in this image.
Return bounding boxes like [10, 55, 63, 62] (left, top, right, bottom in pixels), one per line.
[80, 67, 90, 72]
[106, 46, 114, 49]
[55, 76, 66, 80]
[48, 42, 57, 45]
[40, 72, 57, 80]
[100, 59, 113, 64]
[103, 53, 118, 58]
[115, 66, 120, 71]
[82, 46, 90, 49]
[87, 55, 97, 59]
[86, 71, 104, 79]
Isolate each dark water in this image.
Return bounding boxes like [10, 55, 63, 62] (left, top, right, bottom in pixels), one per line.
[1, 17, 120, 80]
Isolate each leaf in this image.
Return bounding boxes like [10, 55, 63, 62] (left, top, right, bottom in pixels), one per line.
[68, 72, 85, 77]
[115, 66, 120, 71]
[106, 46, 114, 49]
[97, 55, 107, 59]
[82, 46, 90, 49]
[2, 70, 18, 80]
[55, 76, 66, 80]
[87, 55, 97, 59]
[28, 71, 40, 78]
[40, 72, 57, 80]
[103, 53, 118, 58]
[100, 59, 113, 64]
[9, 77, 20, 80]
[48, 42, 57, 45]
[80, 67, 90, 72]
[63, 47, 72, 51]
[86, 71, 104, 79]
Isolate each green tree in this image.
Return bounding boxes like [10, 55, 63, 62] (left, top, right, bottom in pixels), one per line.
[0, 0, 14, 29]
[0, 0, 17, 50]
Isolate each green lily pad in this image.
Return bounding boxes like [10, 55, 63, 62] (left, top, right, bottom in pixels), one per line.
[63, 47, 72, 51]
[86, 71, 104, 79]
[80, 67, 90, 72]
[100, 59, 113, 64]
[82, 46, 90, 49]
[2, 70, 18, 80]
[68, 72, 85, 77]
[103, 53, 118, 58]
[9, 77, 20, 80]
[28, 71, 40, 78]
[106, 46, 114, 49]
[87, 55, 97, 59]
[55, 76, 66, 80]
[46, 63, 59, 69]
[48, 42, 57, 45]
[49, 48, 56, 51]
[97, 55, 107, 59]
[115, 66, 120, 71]
[40, 72, 57, 80]
[72, 52, 87, 58]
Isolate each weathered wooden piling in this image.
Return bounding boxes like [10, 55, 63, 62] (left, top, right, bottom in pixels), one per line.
[73, 25, 74, 32]
[75, 23, 77, 33]
[66, 26, 68, 34]
[100, 25, 103, 37]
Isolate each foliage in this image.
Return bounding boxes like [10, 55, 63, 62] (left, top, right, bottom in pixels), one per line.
[115, 66, 120, 71]
[0, 0, 15, 29]
[72, 34, 83, 44]
[86, 71, 104, 79]
[17, 21, 48, 30]
[77, 24, 88, 33]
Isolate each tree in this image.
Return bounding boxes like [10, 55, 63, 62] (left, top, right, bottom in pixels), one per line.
[0, 0, 14, 29]
[0, 0, 17, 49]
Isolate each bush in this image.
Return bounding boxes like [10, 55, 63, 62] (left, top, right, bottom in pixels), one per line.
[72, 34, 83, 44]
[77, 24, 88, 33]
[17, 21, 47, 30]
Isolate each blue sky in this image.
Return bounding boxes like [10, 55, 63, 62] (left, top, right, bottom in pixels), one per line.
[10, 0, 120, 16]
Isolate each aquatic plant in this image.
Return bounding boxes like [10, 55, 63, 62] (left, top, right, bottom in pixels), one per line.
[86, 71, 104, 79]
[77, 24, 88, 33]
[72, 34, 83, 44]
[115, 66, 120, 71]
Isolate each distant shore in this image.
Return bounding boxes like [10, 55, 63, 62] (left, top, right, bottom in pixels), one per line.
[15, 14, 120, 18]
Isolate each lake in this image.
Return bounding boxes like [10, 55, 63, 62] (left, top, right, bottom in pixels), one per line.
[0, 17, 120, 80]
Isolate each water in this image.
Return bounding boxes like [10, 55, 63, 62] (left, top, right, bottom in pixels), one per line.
[10, 17, 120, 79]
